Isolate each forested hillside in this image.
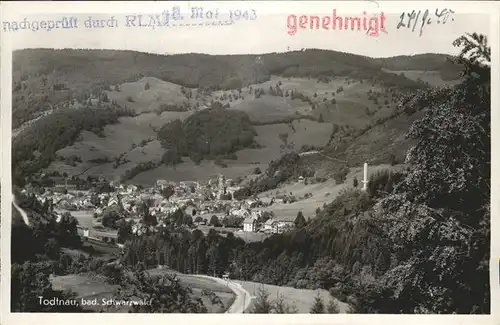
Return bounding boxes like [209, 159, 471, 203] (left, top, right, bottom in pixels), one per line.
[157, 102, 257, 165]
[12, 48, 436, 128]
[12, 104, 135, 186]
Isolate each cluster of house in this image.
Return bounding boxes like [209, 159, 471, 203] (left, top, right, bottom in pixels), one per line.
[28, 173, 300, 241]
[244, 215, 295, 234]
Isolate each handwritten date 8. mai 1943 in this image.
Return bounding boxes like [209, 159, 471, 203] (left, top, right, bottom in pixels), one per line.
[397, 8, 455, 37]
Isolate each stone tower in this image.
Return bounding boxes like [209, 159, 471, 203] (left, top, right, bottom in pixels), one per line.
[218, 174, 226, 197]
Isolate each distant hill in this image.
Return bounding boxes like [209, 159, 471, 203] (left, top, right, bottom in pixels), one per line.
[12, 48, 438, 128]
[374, 53, 462, 81]
[11, 48, 461, 185]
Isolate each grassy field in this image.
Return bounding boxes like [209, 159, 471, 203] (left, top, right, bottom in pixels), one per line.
[196, 225, 272, 243]
[228, 95, 310, 123]
[51, 269, 236, 313]
[55, 209, 96, 228]
[147, 267, 236, 313]
[106, 77, 199, 114]
[127, 119, 332, 185]
[234, 279, 350, 313]
[128, 159, 265, 185]
[51, 274, 124, 312]
[55, 209, 118, 238]
[257, 164, 404, 220]
[232, 230, 271, 243]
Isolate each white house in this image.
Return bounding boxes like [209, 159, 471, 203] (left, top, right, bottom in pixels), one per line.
[231, 207, 251, 219]
[276, 220, 295, 233]
[156, 180, 168, 189]
[251, 210, 264, 219]
[108, 198, 119, 208]
[127, 185, 138, 194]
[263, 218, 277, 232]
[243, 217, 257, 232]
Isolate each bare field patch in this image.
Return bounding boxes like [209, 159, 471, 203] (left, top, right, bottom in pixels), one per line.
[56, 209, 95, 229]
[237, 120, 331, 164]
[234, 280, 349, 313]
[229, 95, 310, 123]
[129, 160, 267, 185]
[256, 178, 343, 220]
[233, 231, 272, 243]
[106, 77, 197, 114]
[251, 76, 351, 96]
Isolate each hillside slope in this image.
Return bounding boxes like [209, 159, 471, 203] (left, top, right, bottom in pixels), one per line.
[12, 48, 433, 128]
[374, 53, 462, 80]
[12, 49, 460, 185]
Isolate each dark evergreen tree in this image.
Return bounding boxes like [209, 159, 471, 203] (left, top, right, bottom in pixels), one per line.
[294, 211, 306, 228]
[310, 292, 325, 313]
[251, 286, 274, 313]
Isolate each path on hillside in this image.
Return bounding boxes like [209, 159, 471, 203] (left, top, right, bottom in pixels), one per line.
[299, 150, 347, 163]
[191, 274, 254, 313]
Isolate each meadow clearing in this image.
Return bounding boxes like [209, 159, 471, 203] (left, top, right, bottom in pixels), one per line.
[51, 269, 237, 313]
[106, 77, 200, 114]
[45, 75, 402, 184]
[234, 279, 350, 313]
[55, 209, 95, 229]
[256, 164, 404, 220]
[51, 274, 124, 312]
[128, 119, 332, 185]
[228, 96, 310, 123]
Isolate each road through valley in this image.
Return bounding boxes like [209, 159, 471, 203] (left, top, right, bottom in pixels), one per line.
[191, 274, 254, 313]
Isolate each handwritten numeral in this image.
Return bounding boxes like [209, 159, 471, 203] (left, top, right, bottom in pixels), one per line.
[419, 9, 431, 37]
[250, 9, 257, 20]
[397, 8, 453, 37]
[407, 10, 416, 29]
[435, 8, 455, 24]
[397, 12, 406, 29]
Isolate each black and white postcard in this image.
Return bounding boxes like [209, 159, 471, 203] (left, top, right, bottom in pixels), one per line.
[1, 1, 499, 325]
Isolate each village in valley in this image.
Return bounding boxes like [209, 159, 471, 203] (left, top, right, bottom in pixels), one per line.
[23, 168, 352, 245]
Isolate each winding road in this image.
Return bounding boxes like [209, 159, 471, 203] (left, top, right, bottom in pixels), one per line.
[191, 275, 254, 313]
